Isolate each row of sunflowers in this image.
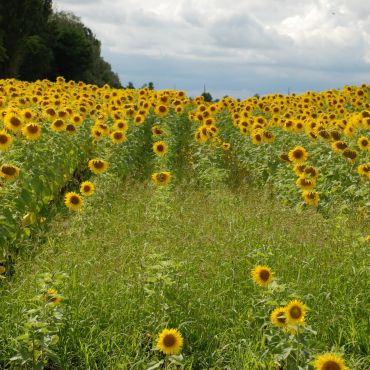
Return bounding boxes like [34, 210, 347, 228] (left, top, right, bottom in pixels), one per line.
[1, 77, 369, 261]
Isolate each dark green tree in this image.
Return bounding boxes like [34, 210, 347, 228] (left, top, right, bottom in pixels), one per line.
[202, 91, 213, 102]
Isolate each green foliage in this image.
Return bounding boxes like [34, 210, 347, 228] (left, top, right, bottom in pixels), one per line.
[0, 3, 121, 87]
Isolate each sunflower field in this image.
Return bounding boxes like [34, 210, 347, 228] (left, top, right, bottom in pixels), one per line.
[0, 77, 369, 369]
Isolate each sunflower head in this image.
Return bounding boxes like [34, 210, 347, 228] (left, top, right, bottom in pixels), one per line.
[270, 307, 287, 328]
[302, 190, 319, 206]
[313, 352, 348, 370]
[80, 181, 95, 196]
[0, 164, 20, 181]
[51, 118, 66, 132]
[64, 192, 83, 211]
[357, 136, 369, 150]
[111, 130, 126, 144]
[22, 123, 41, 141]
[285, 299, 307, 325]
[288, 146, 308, 163]
[251, 265, 274, 288]
[151, 171, 171, 186]
[153, 141, 168, 156]
[156, 328, 183, 355]
[88, 159, 109, 175]
[0, 130, 13, 151]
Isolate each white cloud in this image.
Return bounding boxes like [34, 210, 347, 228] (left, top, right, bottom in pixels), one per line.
[53, 0, 370, 98]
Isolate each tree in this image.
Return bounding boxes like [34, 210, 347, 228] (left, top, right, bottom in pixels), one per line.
[126, 81, 135, 89]
[0, 0, 53, 77]
[201, 91, 213, 102]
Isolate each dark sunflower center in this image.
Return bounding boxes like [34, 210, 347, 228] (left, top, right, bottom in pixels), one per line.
[83, 185, 91, 192]
[114, 132, 123, 139]
[27, 125, 39, 134]
[2, 166, 16, 175]
[94, 161, 104, 169]
[157, 145, 164, 152]
[10, 117, 21, 127]
[322, 361, 341, 370]
[70, 196, 80, 205]
[157, 173, 167, 182]
[289, 306, 302, 319]
[54, 120, 64, 127]
[0, 134, 9, 144]
[46, 108, 55, 116]
[361, 139, 368, 146]
[255, 134, 261, 141]
[259, 270, 270, 281]
[163, 334, 176, 347]
[159, 106, 166, 113]
[277, 312, 286, 324]
[74, 117, 81, 123]
[25, 112, 32, 119]
[293, 150, 303, 158]
[66, 125, 76, 132]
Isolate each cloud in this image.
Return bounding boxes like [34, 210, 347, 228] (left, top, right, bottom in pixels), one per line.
[53, 0, 370, 98]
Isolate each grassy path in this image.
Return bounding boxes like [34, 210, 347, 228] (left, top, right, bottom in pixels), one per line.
[1, 176, 369, 369]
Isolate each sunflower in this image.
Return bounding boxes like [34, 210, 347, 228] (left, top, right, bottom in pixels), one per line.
[296, 177, 316, 190]
[302, 190, 319, 206]
[151, 125, 164, 136]
[155, 104, 168, 117]
[331, 141, 348, 153]
[151, 171, 171, 186]
[342, 148, 358, 162]
[134, 114, 145, 126]
[270, 307, 287, 328]
[313, 353, 348, 370]
[111, 130, 126, 144]
[293, 163, 307, 176]
[285, 299, 307, 325]
[114, 120, 129, 132]
[64, 192, 83, 211]
[303, 165, 318, 179]
[251, 130, 263, 145]
[50, 118, 66, 132]
[91, 127, 104, 140]
[88, 159, 109, 175]
[66, 124, 77, 135]
[156, 328, 183, 355]
[22, 123, 41, 141]
[357, 136, 369, 151]
[80, 181, 95, 196]
[153, 141, 168, 156]
[0, 130, 13, 151]
[5, 113, 23, 132]
[0, 164, 20, 181]
[357, 163, 370, 177]
[222, 142, 231, 150]
[288, 146, 308, 163]
[251, 265, 274, 288]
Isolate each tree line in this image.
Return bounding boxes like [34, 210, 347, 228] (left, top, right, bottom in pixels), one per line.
[0, 0, 122, 87]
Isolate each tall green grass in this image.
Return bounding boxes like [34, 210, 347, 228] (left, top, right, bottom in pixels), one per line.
[0, 175, 369, 369]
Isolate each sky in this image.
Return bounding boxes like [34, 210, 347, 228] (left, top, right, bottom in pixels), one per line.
[53, 0, 370, 99]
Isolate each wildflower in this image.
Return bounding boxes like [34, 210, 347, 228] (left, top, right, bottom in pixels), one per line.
[285, 299, 307, 325]
[302, 190, 319, 207]
[313, 353, 348, 370]
[357, 136, 369, 151]
[288, 146, 308, 163]
[111, 130, 126, 144]
[156, 328, 183, 355]
[270, 307, 287, 328]
[88, 159, 109, 175]
[0, 130, 13, 151]
[0, 164, 20, 181]
[22, 123, 41, 141]
[64, 192, 83, 211]
[151, 171, 171, 186]
[153, 141, 168, 156]
[80, 181, 95, 196]
[251, 265, 274, 288]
